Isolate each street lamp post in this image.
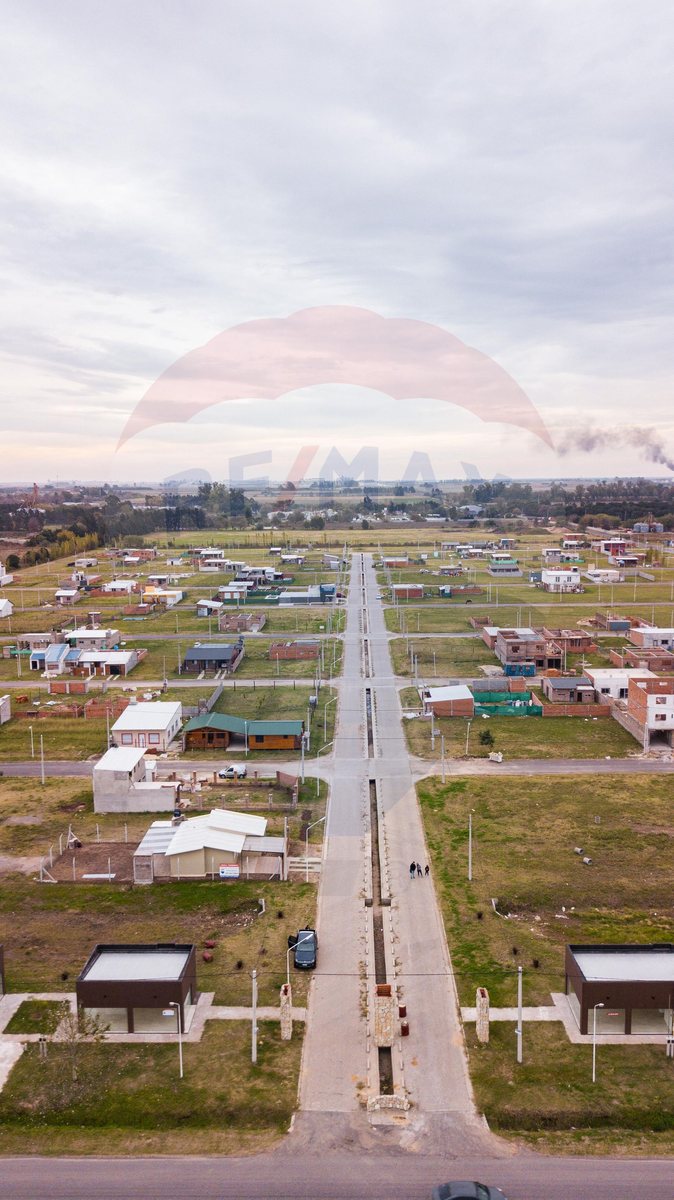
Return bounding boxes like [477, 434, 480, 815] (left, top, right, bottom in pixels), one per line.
[305, 816, 326, 882]
[465, 719, 472, 757]
[323, 694, 337, 743]
[286, 931, 314, 989]
[29, 725, 34, 759]
[441, 734, 446, 783]
[164, 1001, 184, 1079]
[315, 740, 333, 796]
[592, 1002, 605, 1082]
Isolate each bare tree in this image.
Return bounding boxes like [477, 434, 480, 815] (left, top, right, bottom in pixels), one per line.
[55, 1002, 109, 1082]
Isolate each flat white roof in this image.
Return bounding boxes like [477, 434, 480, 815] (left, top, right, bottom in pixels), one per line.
[80, 651, 136, 665]
[83, 948, 190, 982]
[112, 701, 182, 732]
[585, 668, 656, 682]
[573, 948, 674, 983]
[424, 685, 473, 702]
[95, 746, 146, 773]
[67, 627, 118, 636]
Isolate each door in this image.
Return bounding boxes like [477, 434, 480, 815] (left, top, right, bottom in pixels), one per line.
[138, 734, 146, 748]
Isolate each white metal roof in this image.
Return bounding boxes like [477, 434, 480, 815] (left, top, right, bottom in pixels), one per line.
[83, 947, 190, 982]
[573, 948, 674, 982]
[112, 701, 182, 732]
[67, 627, 119, 639]
[134, 821, 176, 856]
[165, 819, 246, 857]
[163, 808, 267, 858]
[207, 808, 267, 836]
[80, 651, 136, 665]
[95, 746, 146, 773]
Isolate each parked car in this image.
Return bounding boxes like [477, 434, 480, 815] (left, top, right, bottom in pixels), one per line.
[218, 764, 247, 779]
[431, 1184, 508, 1200]
[288, 928, 318, 970]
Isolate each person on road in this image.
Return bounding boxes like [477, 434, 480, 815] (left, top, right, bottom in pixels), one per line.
[424, 863, 430, 877]
[409, 861, 416, 879]
[416, 862, 422, 877]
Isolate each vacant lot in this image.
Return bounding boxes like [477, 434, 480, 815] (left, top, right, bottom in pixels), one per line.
[390, 635, 496, 677]
[0, 715, 106, 761]
[0, 1019, 302, 1155]
[0, 876, 317, 1006]
[467, 1023, 674, 1146]
[418, 773, 674, 1008]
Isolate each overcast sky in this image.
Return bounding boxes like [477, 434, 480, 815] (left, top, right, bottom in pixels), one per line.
[1, 0, 674, 484]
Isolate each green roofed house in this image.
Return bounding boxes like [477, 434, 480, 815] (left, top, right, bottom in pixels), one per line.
[183, 711, 305, 752]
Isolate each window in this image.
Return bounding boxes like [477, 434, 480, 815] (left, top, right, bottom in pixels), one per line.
[121, 733, 133, 745]
[149, 733, 159, 744]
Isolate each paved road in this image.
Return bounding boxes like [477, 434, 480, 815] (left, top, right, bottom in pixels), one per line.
[2, 1150, 674, 1199]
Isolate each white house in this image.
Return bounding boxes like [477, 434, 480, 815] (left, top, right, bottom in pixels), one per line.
[111, 701, 183, 751]
[0, 565, 14, 586]
[103, 578, 138, 595]
[63, 627, 119, 650]
[93, 747, 179, 813]
[628, 626, 674, 651]
[584, 668, 656, 702]
[541, 566, 582, 593]
[0, 597, 14, 620]
[0, 694, 11, 726]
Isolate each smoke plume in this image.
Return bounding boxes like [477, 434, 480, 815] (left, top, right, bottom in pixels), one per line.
[556, 425, 674, 472]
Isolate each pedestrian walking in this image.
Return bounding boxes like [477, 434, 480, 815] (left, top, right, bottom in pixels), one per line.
[416, 862, 422, 877]
[409, 861, 416, 880]
[424, 863, 430, 877]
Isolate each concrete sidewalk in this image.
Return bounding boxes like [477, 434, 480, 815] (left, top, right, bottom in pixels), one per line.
[461, 992, 673, 1045]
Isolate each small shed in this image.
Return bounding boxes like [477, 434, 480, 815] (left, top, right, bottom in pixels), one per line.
[76, 943, 197, 1034]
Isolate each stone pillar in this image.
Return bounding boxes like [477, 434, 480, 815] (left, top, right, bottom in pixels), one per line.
[280, 982, 293, 1040]
[374, 983, 396, 1047]
[476, 986, 490, 1043]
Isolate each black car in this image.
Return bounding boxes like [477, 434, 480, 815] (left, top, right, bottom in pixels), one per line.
[431, 1184, 508, 1200]
[288, 928, 318, 970]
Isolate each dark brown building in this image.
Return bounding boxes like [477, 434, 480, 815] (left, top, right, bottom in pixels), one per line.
[76, 943, 197, 1034]
[565, 944, 674, 1035]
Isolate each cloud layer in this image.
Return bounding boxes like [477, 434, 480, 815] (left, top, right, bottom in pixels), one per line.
[1, 1, 673, 479]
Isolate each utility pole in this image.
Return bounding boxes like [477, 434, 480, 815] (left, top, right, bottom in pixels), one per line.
[251, 969, 258, 1064]
[516, 965, 523, 1064]
[468, 811, 473, 882]
[40, 734, 45, 785]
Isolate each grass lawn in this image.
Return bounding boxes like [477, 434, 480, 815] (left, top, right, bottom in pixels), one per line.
[0, 1019, 302, 1155]
[467, 1023, 674, 1143]
[400, 691, 638, 759]
[390, 635, 496, 677]
[4, 999, 63, 1034]
[0, 877, 317, 1006]
[209, 684, 337, 753]
[417, 773, 674, 1008]
[0, 716, 106, 761]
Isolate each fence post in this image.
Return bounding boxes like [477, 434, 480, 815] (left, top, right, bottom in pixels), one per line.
[72, 856, 76, 882]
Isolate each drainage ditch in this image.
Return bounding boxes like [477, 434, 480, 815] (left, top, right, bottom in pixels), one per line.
[365, 685, 393, 1095]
